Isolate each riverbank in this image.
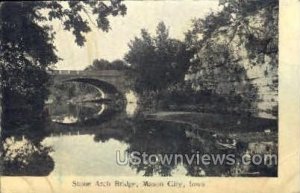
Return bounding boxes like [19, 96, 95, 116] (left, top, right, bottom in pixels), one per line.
[145, 111, 277, 142]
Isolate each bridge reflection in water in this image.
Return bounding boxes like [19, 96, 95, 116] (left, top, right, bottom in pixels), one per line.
[43, 95, 277, 177]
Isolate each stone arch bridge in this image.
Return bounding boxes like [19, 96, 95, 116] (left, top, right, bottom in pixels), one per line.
[50, 70, 128, 98]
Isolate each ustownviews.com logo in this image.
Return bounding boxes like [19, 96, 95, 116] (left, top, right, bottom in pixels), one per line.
[115, 150, 278, 166]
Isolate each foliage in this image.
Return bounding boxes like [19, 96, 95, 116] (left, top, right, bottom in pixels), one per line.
[85, 59, 129, 71]
[44, 1, 127, 46]
[2, 137, 54, 176]
[0, 1, 127, 136]
[125, 22, 192, 93]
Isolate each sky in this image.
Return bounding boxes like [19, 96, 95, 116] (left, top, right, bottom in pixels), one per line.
[53, 1, 220, 70]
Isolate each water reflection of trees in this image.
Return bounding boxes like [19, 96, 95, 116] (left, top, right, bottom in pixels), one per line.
[1, 94, 54, 176]
[93, 114, 135, 143]
[91, 117, 252, 177]
[1, 121, 55, 176]
[2, 137, 54, 176]
[126, 120, 190, 176]
[91, 117, 234, 176]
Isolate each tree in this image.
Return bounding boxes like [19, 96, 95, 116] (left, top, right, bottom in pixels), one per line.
[85, 59, 129, 71]
[85, 59, 111, 71]
[0, 1, 127, 137]
[110, 59, 129, 70]
[125, 22, 192, 93]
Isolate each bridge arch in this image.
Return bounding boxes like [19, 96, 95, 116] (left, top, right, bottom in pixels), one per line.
[49, 71, 127, 126]
[63, 78, 124, 99]
[50, 78, 126, 125]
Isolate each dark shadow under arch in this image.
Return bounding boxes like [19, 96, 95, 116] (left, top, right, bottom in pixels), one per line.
[63, 78, 122, 96]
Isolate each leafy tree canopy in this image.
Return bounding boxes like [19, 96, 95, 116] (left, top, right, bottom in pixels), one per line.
[85, 59, 129, 71]
[125, 22, 192, 93]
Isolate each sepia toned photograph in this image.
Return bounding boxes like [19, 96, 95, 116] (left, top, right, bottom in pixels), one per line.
[1, 0, 279, 180]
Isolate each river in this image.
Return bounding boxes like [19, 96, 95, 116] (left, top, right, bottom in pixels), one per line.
[2, 89, 277, 177]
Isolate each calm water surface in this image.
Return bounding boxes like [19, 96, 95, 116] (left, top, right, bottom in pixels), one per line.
[4, 90, 276, 177]
[42, 91, 191, 176]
